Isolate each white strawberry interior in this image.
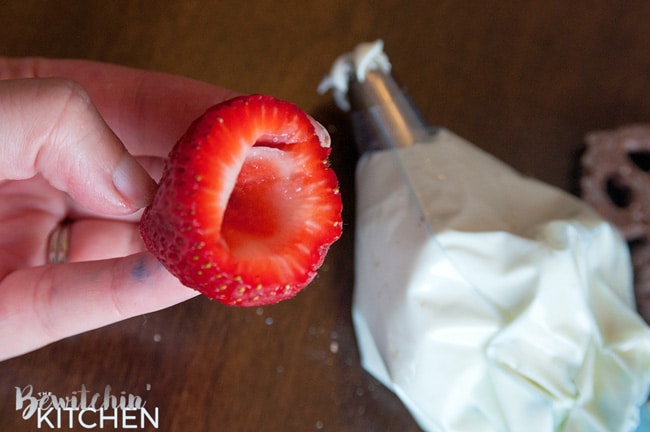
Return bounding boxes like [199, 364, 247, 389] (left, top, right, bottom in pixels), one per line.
[220, 145, 306, 260]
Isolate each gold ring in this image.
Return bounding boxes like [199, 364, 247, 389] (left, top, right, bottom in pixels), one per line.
[47, 220, 71, 264]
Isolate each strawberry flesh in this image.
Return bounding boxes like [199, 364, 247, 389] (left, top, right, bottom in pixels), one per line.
[140, 95, 342, 306]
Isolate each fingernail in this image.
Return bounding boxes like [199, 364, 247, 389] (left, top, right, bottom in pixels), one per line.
[113, 153, 156, 209]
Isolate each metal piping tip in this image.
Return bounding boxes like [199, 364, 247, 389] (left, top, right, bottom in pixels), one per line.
[318, 40, 435, 153]
[348, 68, 433, 152]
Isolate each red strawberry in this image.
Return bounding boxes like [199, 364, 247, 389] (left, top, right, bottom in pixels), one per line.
[140, 94, 342, 306]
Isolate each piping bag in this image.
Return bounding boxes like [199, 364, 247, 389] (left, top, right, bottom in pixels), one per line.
[318, 40, 650, 432]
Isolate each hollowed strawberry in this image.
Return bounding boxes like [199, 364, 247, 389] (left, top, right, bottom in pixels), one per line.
[140, 94, 342, 306]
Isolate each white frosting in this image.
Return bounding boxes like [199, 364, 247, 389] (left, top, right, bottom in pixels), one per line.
[638, 401, 650, 431]
[353, 129, 650, 431]
[317, 39, 391, 111]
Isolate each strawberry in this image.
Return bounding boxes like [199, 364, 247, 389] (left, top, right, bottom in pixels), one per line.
[140, 94, 342, 306]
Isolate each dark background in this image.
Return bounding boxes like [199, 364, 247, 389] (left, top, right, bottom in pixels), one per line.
[1, 1, 649, 430]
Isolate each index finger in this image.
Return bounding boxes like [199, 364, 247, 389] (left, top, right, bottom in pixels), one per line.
[0, 57, 241, 157]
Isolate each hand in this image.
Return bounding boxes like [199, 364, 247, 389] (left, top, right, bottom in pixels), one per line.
[0, 57, 240, 361]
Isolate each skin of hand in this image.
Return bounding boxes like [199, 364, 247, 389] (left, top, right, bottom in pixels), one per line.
[0, 57, 240, 361]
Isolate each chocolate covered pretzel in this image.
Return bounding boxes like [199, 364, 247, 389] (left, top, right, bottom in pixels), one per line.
[581, 124, 650, 324]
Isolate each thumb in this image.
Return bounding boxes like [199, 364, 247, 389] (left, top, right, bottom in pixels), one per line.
[0, 77, 155, 214]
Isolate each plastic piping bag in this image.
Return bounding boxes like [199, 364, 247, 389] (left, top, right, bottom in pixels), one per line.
[319, 40, 650, 432]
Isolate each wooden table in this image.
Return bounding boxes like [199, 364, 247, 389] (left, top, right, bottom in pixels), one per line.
[1, 2, 649, 430]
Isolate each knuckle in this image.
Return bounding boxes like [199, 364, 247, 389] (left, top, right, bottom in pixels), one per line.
[40, 78, 94, 123]
[31, 266, 61, 342]
[33, 79, 98, 184]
